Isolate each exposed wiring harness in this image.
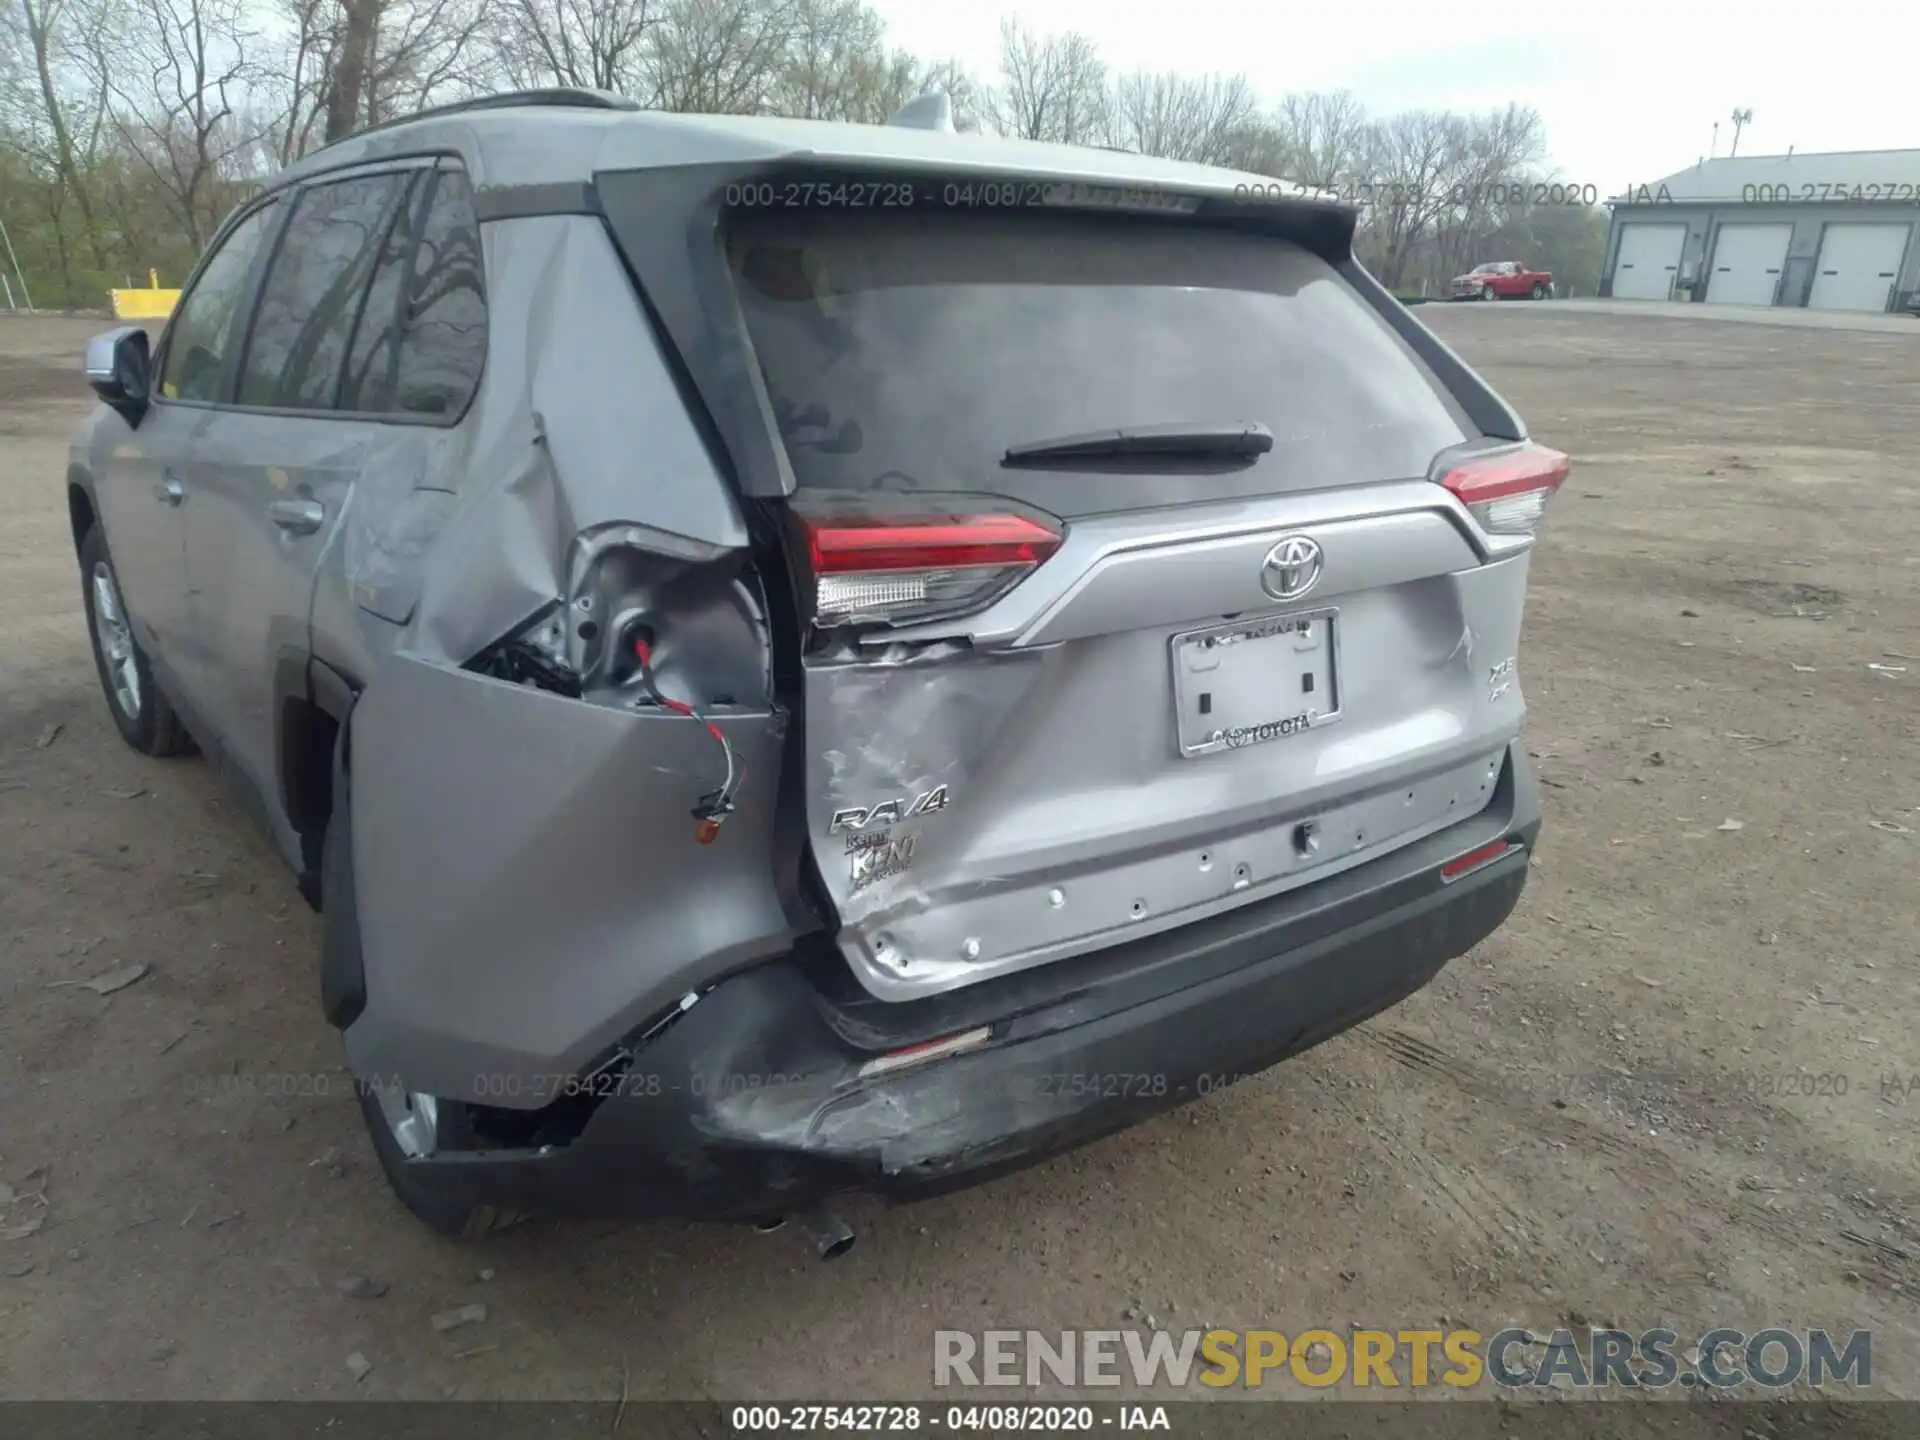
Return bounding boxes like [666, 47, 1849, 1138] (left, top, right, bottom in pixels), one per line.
[630, 631, 739, 843]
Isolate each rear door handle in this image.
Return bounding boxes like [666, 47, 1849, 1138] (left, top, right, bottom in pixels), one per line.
[268, 498, 326, 535]
[158, 475, 185, 506]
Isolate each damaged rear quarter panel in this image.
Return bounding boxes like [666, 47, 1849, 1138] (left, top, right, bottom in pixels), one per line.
[342, 653, 792, 1104]
[324, 213, 752, 680]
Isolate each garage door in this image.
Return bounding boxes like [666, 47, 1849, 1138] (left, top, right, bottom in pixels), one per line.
[1612, 223, 1686, 300]
[1705, 223, 1791, 306]
[1807, 223, 1912, 312]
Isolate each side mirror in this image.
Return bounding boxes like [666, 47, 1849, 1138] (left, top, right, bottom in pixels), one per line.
[84, 327, 153, 425]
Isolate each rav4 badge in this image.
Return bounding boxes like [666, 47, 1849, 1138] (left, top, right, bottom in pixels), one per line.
[829, 784, 951, 833]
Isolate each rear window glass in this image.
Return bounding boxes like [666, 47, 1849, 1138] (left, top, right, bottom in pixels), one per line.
[726, 210, 1473, 514]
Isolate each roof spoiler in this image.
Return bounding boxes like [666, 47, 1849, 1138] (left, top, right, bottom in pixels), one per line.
[887, 92, 954, 133]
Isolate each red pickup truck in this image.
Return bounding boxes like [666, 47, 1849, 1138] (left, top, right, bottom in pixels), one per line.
[1450, 261, 1554, 301]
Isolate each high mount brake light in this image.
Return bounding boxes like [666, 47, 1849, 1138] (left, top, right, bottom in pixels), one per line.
[1439, 444, 1570, 537]
[797, 513, 1063, 628]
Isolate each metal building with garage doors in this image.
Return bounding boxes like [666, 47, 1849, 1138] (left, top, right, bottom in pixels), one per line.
[1601, 150, 1920, 312]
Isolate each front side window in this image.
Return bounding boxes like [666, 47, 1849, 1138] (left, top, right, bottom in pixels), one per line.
[238, 171, 413, 411]
[157, 201, 282, 404]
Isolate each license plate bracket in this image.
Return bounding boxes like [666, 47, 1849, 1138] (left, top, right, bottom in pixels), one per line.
[1171, 608, 1342, 758]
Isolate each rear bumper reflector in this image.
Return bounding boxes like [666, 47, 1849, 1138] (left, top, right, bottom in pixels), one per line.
[1440, 839, 1517, 883]
[855, 1025, 993, 1079]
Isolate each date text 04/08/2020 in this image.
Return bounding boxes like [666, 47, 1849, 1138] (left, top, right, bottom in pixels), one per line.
[727, 1405, 1171, 1432]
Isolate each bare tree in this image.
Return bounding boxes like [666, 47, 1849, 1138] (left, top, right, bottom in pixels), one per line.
[270, 0, 337, 162]
[645, 0, 798, 114]
[312, 0, 487, 142]
[1106, 69, 1258, 165]
[494, 0, 657, 92]
[1359, 109, 1459, 287]
[766, 0, 886, 119]
[1272, 89, 1367, 189]
[1428, 103, 1546, 284]
[988, 18, 1106, 144]
[8, 0, 113, 269]
[108, 0, 265, 247]
[321, 0, 375, 139]
[1215, 119, 1291, 179]
[1, 0, 1598, 311]
[360, 0, 490, 125]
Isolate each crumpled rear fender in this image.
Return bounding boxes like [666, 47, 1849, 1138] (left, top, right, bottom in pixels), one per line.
[340, 652, 792, 1105]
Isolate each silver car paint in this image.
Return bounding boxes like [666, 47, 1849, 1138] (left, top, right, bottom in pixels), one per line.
[70, 105, 1545, 1105]
[77, 404, 194, 664]
[343, 653, 789, 1103]
[807, 520, 1531, 1000]
[273, 106, 1345, 213]
[330, 214, 778, 1100]
[173, 408, 361, 865]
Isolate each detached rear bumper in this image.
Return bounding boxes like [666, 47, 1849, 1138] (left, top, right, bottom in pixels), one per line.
[399, 742, 1540, 1221]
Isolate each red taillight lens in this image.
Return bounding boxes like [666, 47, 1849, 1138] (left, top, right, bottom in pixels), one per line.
[1440, 838, 1515, 882]
[1439, 444, 1570, 537]
[797, 512, 1063, 628]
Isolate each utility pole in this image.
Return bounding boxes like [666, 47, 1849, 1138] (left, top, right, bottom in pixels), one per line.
[1730, 108, 1754, 157]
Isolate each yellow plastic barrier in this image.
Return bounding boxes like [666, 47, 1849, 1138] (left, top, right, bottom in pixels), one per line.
[110, 269, 180, 321]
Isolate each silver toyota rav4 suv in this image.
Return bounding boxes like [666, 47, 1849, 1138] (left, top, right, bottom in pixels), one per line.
[69, 88, 1557, 1243]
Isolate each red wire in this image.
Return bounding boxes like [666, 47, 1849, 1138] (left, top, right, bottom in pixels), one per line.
[635, 636, 726, 743]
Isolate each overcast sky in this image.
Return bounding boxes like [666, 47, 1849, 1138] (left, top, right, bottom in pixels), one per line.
[866, 0, 1915, 185]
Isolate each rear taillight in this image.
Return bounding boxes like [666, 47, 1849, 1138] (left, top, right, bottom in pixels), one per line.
[797, 512, 1063, 628]
[1439, 444, 1570, 537]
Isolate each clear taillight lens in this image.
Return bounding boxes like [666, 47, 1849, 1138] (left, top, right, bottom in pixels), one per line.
[797, 512, 1063, 628]
[1438, 444, 1570, 537]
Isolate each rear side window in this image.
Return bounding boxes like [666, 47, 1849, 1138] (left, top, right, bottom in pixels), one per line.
[158, 200, 282, 404]
[238, 171, 412, 410]
[727, 210, 1474, 515]
[387, 168, 487, 418]
[337, 179, 425, 413]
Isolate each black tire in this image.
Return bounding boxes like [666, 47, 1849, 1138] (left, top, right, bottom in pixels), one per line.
[324, 764, 525, 1241]
[1479, 284, 1499, 301]
[78, 524, 194, 758]
[1530, 282, 1549, 300]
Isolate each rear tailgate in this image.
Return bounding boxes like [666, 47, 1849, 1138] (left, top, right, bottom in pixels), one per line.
[603, 173, 1538, 1002]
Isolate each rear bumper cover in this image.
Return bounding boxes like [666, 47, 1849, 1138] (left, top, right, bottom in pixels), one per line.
[399, 741, 1540, 1221]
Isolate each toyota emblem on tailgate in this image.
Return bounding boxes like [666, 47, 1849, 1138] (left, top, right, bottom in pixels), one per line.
[1260, 535, 1324, 601]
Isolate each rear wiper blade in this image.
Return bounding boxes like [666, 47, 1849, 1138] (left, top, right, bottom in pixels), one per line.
[1002, 421, 1275, 465]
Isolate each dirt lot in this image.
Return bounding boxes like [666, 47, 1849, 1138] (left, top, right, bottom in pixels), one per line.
[0, 305, 1915, 1407]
